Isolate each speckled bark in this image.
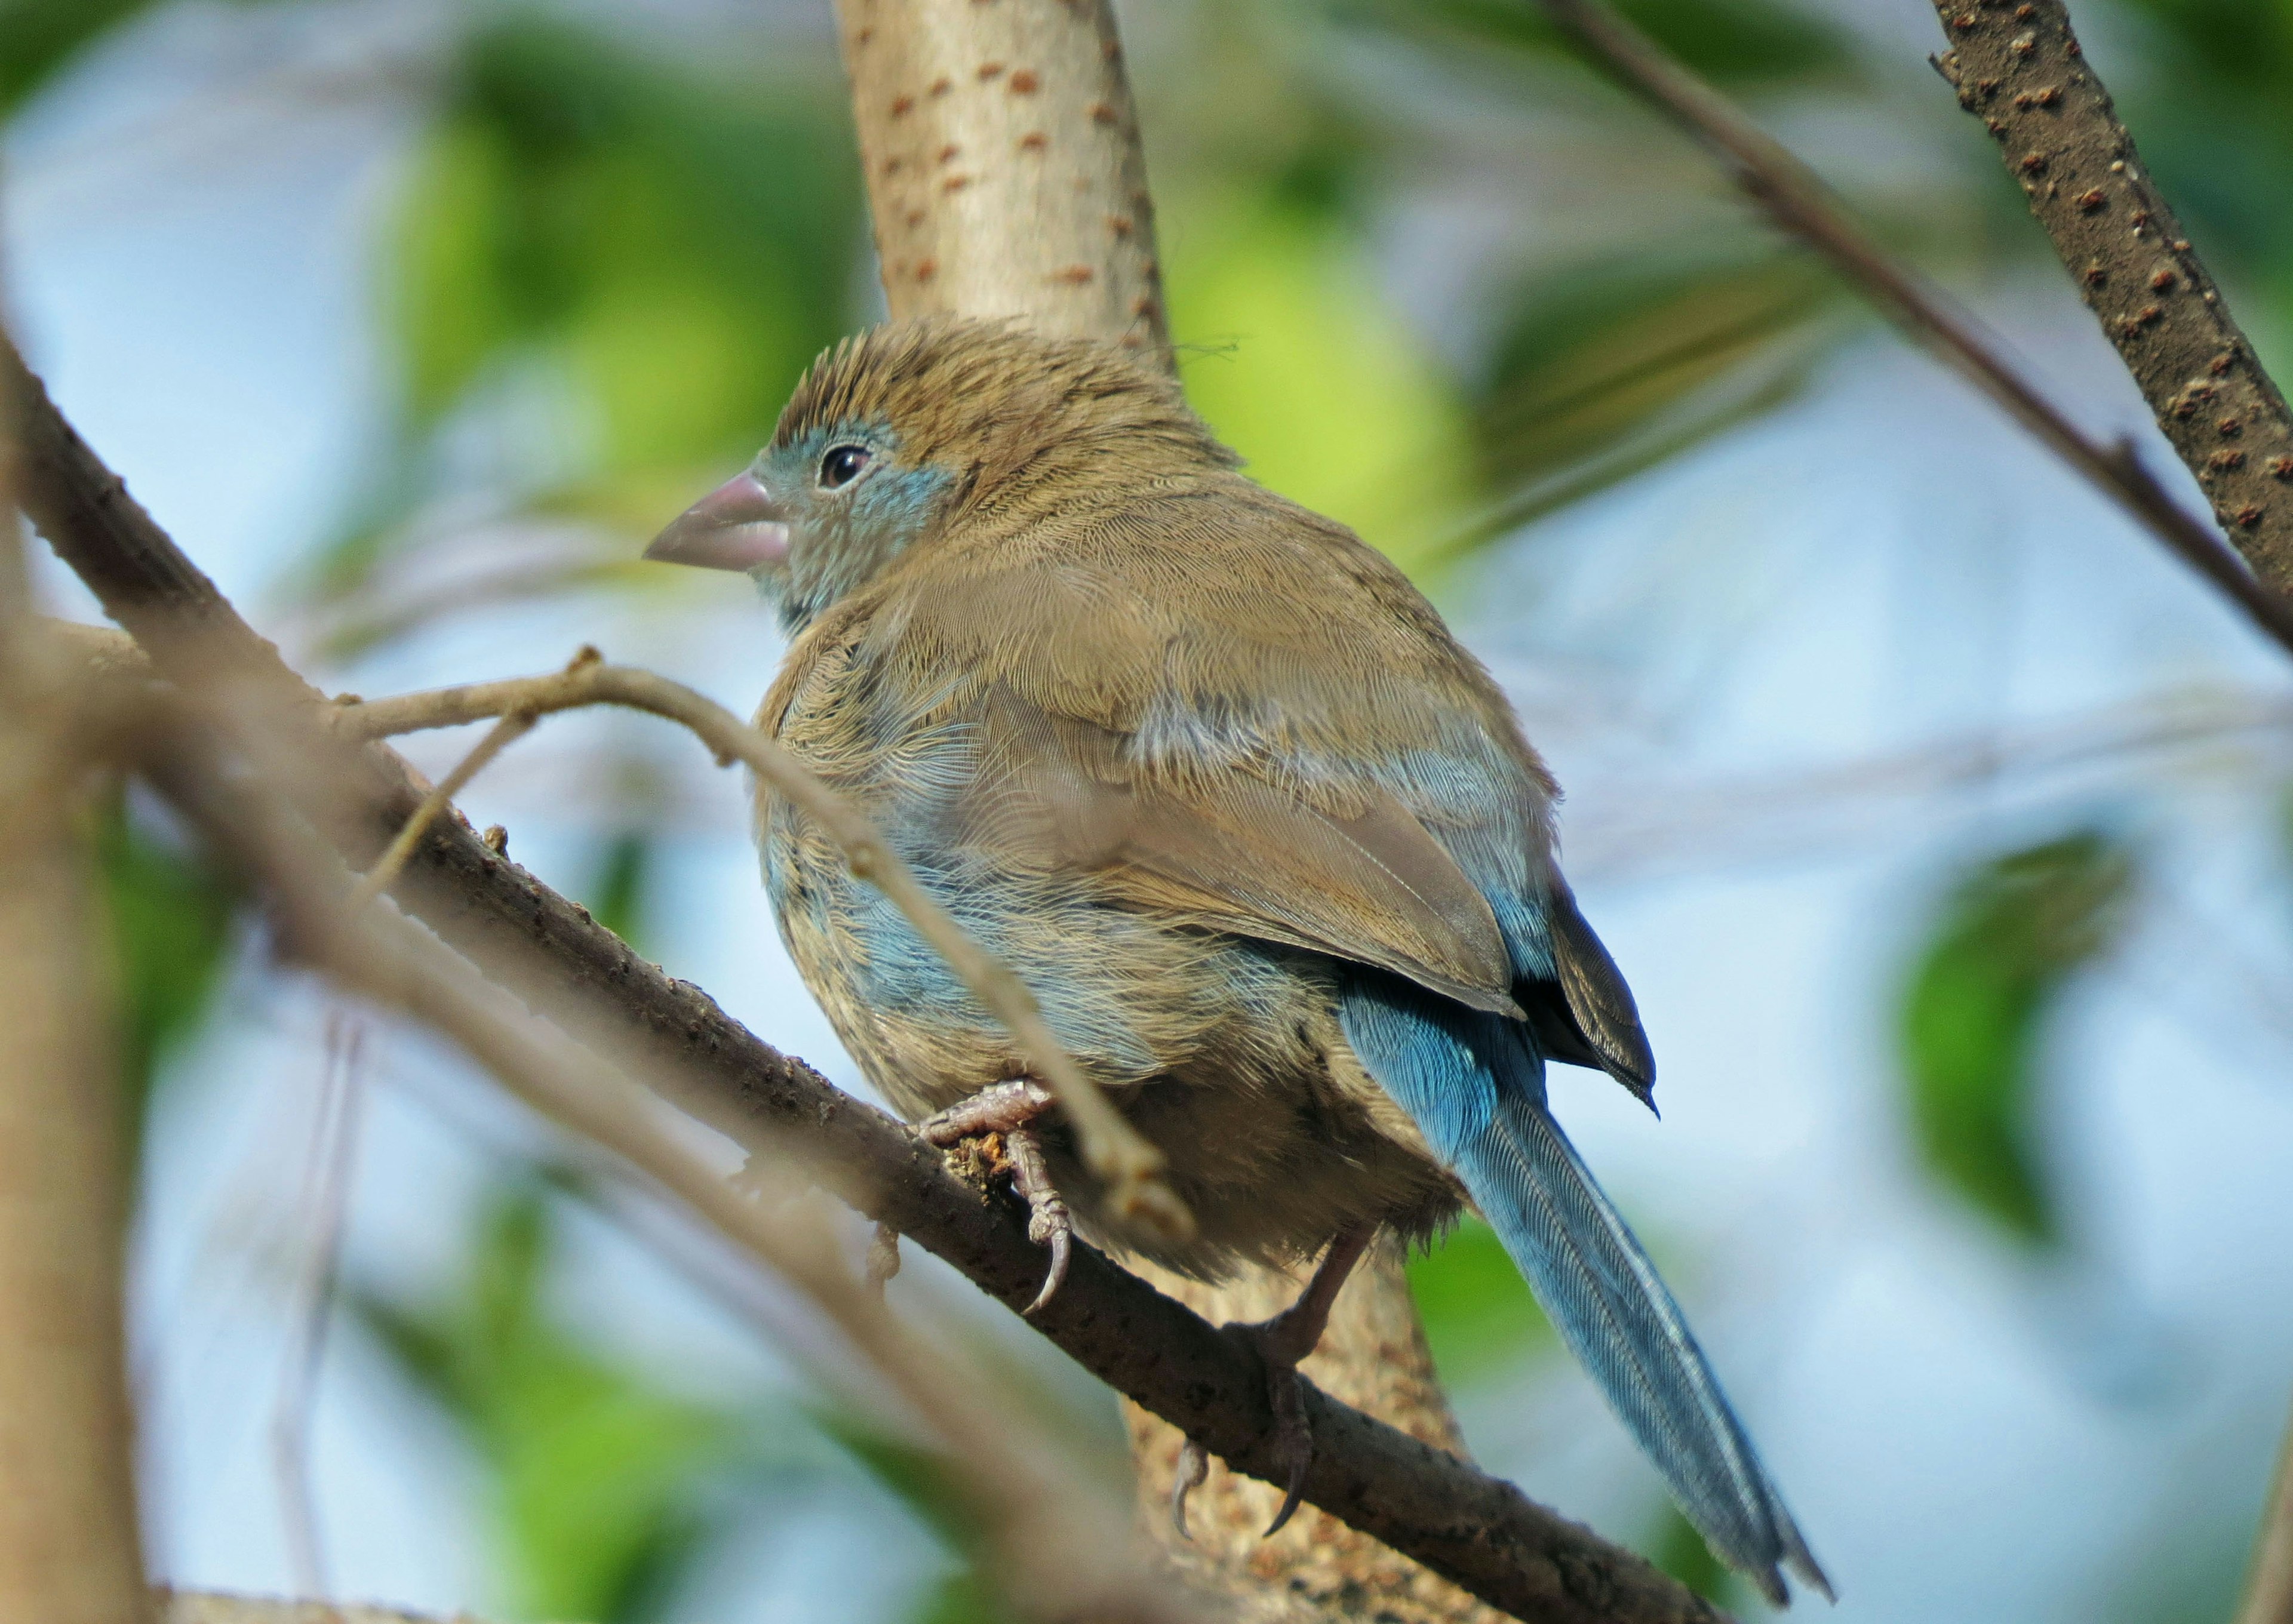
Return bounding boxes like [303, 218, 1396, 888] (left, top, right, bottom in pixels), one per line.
[832, 7, 1508, 1619]
[834, 0, 1169, 364]
[1933, 0, 2293, 585]
[1129, 1243, 1513, 1624]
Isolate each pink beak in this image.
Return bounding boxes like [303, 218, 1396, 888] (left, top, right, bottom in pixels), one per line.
[644, 470, 790, 572]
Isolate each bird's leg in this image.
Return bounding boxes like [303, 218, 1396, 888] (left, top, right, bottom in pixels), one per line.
[917, 1079, 1071, 1314]
[1173, 1224, 1376, 1540]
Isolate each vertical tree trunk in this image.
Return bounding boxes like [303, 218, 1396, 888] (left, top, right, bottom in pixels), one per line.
[836, 0, 1169, 367]
[0, 375, 152, 1624]
[831, 7, 1504, 1617]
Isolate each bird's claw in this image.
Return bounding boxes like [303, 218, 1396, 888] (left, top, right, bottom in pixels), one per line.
[1170, 1437, 1210, 1540]
[1164, 1327, 1317, 1540]
[1006, 1123, 1072, 1315]
[1261, 1357, 1312, 1536]
[918, 1080, 1070, 1314]
[1163, 1228, 1371, 1543]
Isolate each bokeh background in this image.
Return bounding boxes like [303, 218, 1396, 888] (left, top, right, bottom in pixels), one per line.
[9, 0, 2293, 1619]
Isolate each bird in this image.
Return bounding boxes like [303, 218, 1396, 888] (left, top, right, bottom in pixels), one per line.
[646, 315, 1830, 1606]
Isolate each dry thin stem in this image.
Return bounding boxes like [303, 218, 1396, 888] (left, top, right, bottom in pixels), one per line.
[334, 654, 1187, 1237]
[269, 1017, 365, 1600]
[347, 712, 534, 912]
[1526, 0, 2293, 659]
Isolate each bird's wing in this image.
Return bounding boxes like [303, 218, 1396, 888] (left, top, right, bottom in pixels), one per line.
[827, 481, 1649, 1051]
[1519, 873, 1655, 1101]
[955, 685, 1522, 1016]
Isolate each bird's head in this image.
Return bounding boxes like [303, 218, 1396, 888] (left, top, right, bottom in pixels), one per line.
[645, 316, 1232, 630]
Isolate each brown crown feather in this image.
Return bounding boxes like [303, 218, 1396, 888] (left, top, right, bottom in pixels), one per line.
[772, 317, 1238, 506]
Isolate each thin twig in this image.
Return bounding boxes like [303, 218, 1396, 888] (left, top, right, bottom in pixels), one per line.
[1521, 0, 2293, 658]
[1929, 0, 2293, 590]
[346, 713, 535, 914]
[333, 656, 1187, 1238]
[269, 1016, 364, 1600]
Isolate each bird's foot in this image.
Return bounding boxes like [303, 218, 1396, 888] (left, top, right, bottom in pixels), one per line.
[918, 1081, 1071, 1314]
[1171, 1226, 1376, 1540]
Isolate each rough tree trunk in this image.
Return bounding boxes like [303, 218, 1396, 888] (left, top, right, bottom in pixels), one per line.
[829, 5, 1505, 1618]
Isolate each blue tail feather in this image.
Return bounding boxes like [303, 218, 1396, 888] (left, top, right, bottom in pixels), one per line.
[1341, 974, 1831, 1607]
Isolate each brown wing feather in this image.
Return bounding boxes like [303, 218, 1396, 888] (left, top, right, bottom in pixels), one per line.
[958, 688, 1520, 1015]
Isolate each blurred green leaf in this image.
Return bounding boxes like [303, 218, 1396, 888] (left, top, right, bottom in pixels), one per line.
[1406, 1216, 1556, 1383]
[352, 1184, 754, 1623]
[908, 1573, 1013, 1624]
[1899, 832, 2137, 1247]
[0, 0, 159, 115]
[1479, 244, 1838, 491]
[587, 832, 653, 954]
[1338, 0, 1858, 90]
[810, 1408, 990, 1560]
[95, 793, 236, 1141]
[2097, 0, 2293, 367]
[1169, 195, 1484, 579]
[1647, 1502, 1737, 1605]
[327, 13, 863, 607]
[811, 1408, 1021, 1624]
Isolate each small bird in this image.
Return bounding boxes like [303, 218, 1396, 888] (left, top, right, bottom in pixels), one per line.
[648, 317, 1829, 1605]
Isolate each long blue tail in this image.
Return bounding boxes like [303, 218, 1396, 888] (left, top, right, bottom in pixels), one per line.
[1341, 976, 1831, 1607]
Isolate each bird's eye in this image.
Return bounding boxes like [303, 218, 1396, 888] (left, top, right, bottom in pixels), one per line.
[818, 444, 872, 490]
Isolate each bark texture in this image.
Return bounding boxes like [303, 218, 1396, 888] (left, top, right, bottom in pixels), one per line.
[831, 6, 1512, 1618]
[836, 0, 1169, 364]
[1130, 1244, 1511, 1624]
[1932, 0, 2293, 586]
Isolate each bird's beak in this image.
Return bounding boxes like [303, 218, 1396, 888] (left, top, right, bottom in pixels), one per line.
[644, 470, 790, 572]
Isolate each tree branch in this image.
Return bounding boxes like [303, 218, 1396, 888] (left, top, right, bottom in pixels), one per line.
[16, 382, 1723, 1623]
[1927, 0, 2293, 586]
[1524, 0, 2293, 658]
[1921, 13, 2293, 1610]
